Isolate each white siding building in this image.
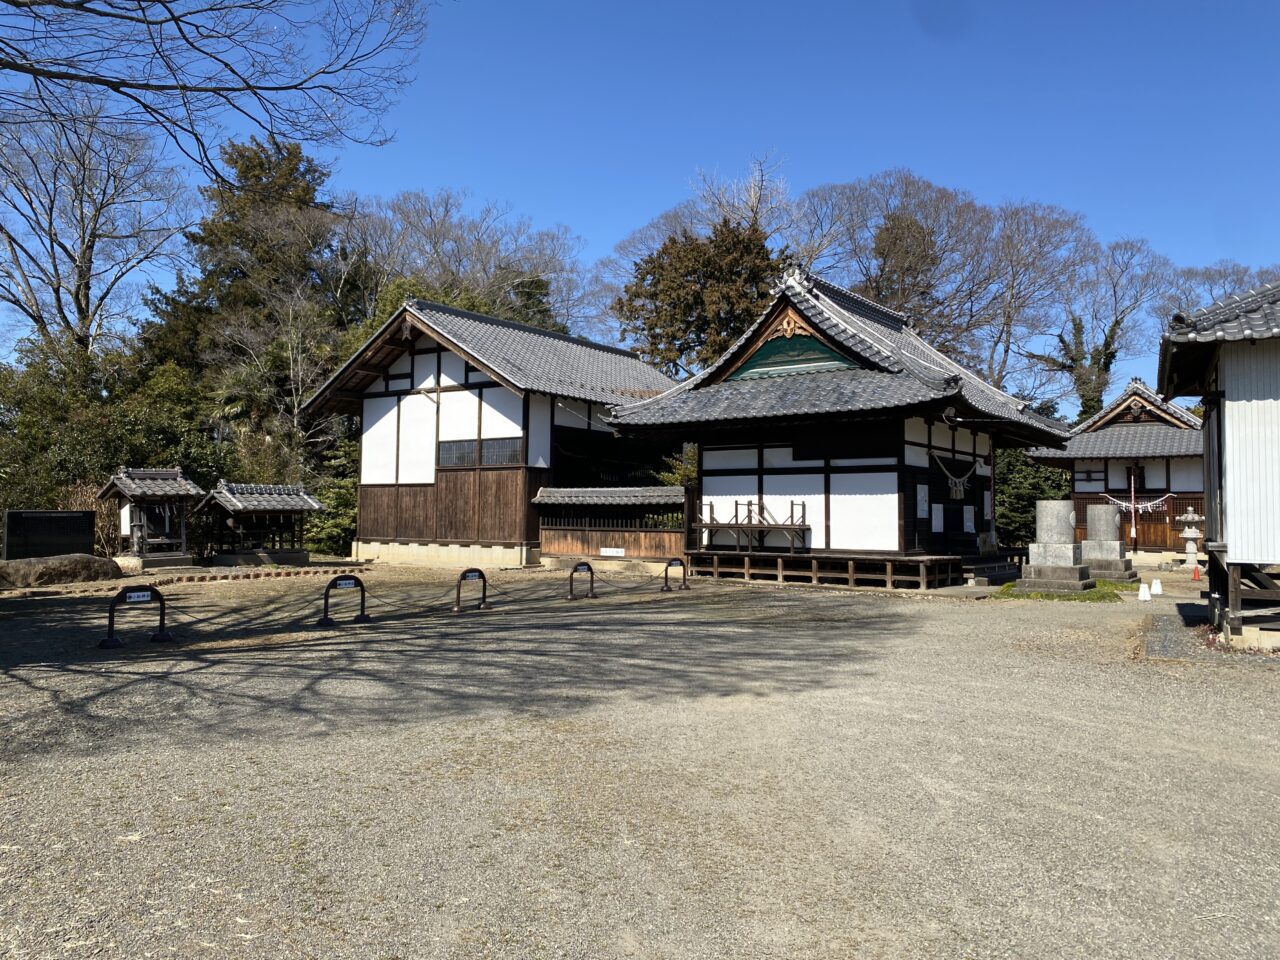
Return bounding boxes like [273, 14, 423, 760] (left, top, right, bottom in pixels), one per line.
[1160, 281, 1280, 639]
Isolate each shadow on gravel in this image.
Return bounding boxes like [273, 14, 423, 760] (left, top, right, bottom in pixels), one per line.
[1, 580, 894, 760]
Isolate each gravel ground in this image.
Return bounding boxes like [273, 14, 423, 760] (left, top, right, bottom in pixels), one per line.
[2, 566, 1277, 959]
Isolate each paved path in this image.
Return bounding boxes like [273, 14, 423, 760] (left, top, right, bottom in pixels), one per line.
[2, 570, 1276, 959]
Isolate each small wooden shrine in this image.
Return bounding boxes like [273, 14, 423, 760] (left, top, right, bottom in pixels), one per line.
[195, 481, 324, 565]
[98, 467, 206, 569]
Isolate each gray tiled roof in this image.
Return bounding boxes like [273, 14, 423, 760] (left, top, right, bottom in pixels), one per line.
[198, 481, 324, 514]
[98, 467, 205, 501]
[303, 301, 676, 416]
[1167, 281, 1280, 344]
[406, 301, 675, 405]
[532, 486, 686, 506]
[611, 270, 1068, 443]
[611, 367, 943, 426]
[1029, 423, 1203, 460]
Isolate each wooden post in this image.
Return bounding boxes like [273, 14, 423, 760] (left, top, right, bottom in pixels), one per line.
[777, 557, 784, 582]
[1228, 564, 1242, 634]
[918, 560, 928, 592]
[886, 559, 894, 590]
[744, 554, 752, 581]
[847, 559, 854, 587]
[810, 558, 818, 584]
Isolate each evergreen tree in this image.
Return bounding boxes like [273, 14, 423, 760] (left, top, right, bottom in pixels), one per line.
[613, 217, 783, 377]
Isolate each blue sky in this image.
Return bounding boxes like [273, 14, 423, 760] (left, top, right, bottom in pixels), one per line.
[327, 0, 1278, 394]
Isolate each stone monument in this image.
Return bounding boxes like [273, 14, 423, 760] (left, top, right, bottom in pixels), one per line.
[1014, 500, 1096, 593]
[1080, 504, 1138, 582]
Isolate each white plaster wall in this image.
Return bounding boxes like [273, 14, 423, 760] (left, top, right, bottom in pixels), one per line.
[904, 445, 929, 467]
[703, 448, 758, 471]
[905, 418, 929, 444]
[364, 376, 384, 394]
[361, 396, 398, 484]
[388, 352, 412, 375]
[481, 386, 523, 439]
[975, 432, 991, 456]
[701, 474, 756, 546]
[762, 474, 825, 549]
[1169, 458, 1204, 492]
[954, 427, 974, 452]
[930, 421, 953, 448]
[829, 472, 899, 551]
[1107, 461, 1129, 489]
[762, 447, 824, 468]
[398, 392, 437, 483]
[527, 394, 552, 468]
[438, 389, 479, 441]
[412, 353, 437, 390]
[1142, 458, 1167, 489]
[439, 352, 466, 387]
[554, 398, 591, 429]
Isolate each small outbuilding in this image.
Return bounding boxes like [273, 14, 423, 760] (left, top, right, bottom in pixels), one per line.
[1159, 280, 1280, 641]
[1028, 379, 1203, 554]
[531, 486, 686, 561]
[98, 467, 206, 569]
[195, 481, 324, 565]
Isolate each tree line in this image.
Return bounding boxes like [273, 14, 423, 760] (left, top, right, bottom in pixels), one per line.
[1, 130, 1275, 550]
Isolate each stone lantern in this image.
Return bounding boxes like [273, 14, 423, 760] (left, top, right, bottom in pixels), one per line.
[1176, 508, 1204, 568]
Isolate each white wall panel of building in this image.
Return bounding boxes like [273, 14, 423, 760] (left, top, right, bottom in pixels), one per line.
[905, 417, 929, 444]
[1141, 458, 1167, 489]
[1107, 461, 1129, 489]
[388, 352, 412, 375]
[438, 389, 479, 441]
[554, 398, 590, 429]
[700, 474, 756, 546]
[439, 352, 466, 386]
[762, 447, 823, 469]
[360, 396, 398, 484]
[762, 474, 825, 549]
[397, 392, 437, 483]
[412, 353, 437, 390]
[829, 472, 899, 551]
[527, 394, 552, 468]
[703, 448, 758, 471]
[1169, 458, 1204, 492]
[1221, 341, 1280, 563]
[481, 387, 523, 439]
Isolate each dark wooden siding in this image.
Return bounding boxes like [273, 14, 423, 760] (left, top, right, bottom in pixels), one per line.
[358, 468, 533, 545]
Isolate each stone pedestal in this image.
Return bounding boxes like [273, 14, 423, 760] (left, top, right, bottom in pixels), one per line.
[1014, 500, 1095, 593]
[1080, 504, 1138, 581]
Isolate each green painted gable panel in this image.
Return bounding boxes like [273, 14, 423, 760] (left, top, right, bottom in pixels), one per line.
[728, 335, 859, 380]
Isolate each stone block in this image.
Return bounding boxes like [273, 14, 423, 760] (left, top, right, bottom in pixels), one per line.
[1013, 577, 1098, 593]
[1086, 558, 1139, 581]
[1035, 500, 1076, 544]
[1086, 503, 1123, 542]
[1081, 539, 1124, 561]
[1021, 564, 1093, 581]
[1028, 542, 1081, 566]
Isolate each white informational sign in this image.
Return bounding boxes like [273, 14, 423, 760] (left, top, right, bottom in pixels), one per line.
[963, 506, 976, 534]
[931, 503, 945, 533]
[126, 590, 152, 603]
[600, 547, 626, 557]
[916, 484, 930, 519]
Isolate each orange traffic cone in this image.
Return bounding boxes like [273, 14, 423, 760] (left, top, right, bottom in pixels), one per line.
[1192, 564, 1201, 582]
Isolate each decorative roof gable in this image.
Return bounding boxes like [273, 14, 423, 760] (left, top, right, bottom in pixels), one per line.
[610, 268, 1068, 446]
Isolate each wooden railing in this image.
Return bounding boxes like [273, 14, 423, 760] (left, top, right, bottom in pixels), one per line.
[540, 526, 684, 560]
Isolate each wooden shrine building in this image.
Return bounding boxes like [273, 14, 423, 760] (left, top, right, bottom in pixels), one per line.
[98, 467, 206, 569]
[195, 481, 324, 565]
[1160, 280, 1280, 641]
[609, 268, 1069, 588]
[302, 299, 675, 566]
[1028, 379, 1204, 553]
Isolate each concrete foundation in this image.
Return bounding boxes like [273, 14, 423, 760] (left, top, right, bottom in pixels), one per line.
[352, 540, 539, 568]
[1084, 557, 1139, 581]
[1013, 563, 1096, 593]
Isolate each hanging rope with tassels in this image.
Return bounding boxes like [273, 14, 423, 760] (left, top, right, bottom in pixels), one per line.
[931, 452, 978, 500]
